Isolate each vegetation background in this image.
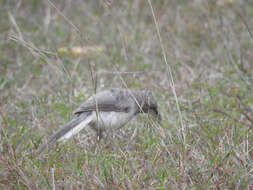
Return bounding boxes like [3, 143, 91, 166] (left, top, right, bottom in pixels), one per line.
[0, 0, 253, 189]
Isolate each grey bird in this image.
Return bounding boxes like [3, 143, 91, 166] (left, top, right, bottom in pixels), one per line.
[37, 88, 160, 155]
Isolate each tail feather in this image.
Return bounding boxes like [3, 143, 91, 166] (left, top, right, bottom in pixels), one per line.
[37, 112, 92, 155]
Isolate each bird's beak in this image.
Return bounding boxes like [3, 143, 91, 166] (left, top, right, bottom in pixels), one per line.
[155, 112, 162, 124]
[157, 112, 162, 122]
[149, 109, 162, 123]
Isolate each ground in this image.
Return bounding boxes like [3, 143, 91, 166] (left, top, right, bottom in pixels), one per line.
[0, 0, 253, 189]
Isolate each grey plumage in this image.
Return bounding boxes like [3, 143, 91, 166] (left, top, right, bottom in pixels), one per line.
[37, 88, 160, 155]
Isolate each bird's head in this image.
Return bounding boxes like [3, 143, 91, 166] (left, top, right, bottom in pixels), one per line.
[141, 91, 161, 122]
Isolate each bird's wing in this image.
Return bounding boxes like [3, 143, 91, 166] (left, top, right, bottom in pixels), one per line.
[73, 89, 131, 115]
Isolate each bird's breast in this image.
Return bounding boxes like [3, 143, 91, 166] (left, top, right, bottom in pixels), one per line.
[92, 111, 135, 130]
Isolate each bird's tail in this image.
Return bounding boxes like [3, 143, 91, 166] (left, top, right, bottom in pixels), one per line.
[37, 112, 92, 155]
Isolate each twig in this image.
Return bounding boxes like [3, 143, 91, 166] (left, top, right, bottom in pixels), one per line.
[220, 26, 253, 92]
[47, 0, 82, 38]
[51, 167, 55, 190]
[233, 7, 253, 43]
[8, 11, 23, 41]
[9, 34, 57, 57]
[236, 95, 253, 125]
[213, 109, 252, 129]
[147, 0, 185, 144]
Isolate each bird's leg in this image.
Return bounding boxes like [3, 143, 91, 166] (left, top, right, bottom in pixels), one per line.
[103, 129, 114, 148]
[96, 128, 103, 143]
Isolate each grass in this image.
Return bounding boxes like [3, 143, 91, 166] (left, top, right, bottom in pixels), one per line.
[0, 0, 253, 189]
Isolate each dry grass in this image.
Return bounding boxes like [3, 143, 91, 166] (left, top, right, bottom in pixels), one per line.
[1, 0, 253, 189]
